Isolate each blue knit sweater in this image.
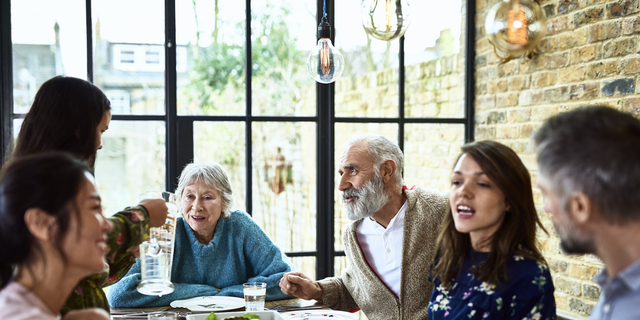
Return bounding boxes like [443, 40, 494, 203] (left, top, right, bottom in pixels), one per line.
[107, 210, 293, 307]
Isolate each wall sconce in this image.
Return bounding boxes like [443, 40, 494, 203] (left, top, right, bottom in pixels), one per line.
[485, 0, 546, 59]
[361, 0, 412, 41]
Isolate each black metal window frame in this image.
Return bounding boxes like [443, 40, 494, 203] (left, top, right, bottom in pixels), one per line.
[0, 0, 475, 280]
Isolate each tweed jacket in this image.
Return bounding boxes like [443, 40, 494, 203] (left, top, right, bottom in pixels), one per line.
[317, 186, 449, 319]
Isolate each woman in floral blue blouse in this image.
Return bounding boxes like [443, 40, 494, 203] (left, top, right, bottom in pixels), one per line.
[428, 140, 556, 320]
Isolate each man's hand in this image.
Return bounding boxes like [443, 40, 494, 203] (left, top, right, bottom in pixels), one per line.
[62, 308, 109, 320]
[138, 198, 168, 227]
[279, 271, 323, 300]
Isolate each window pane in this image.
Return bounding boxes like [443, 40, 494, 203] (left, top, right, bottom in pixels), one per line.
[11, 0, 87, 114]
[176, 0, 246, 115]
[404, 0, 465, 118]
[404, 124, 465, 192]
[252, 122, 316, 252]
[333, 123, 398, 251]
[251, 0, 316, 116]
[289, 256, 316, 282]
[334, 0, 399, 118]
[193, 121, 247, 212]
[92, 0, 165, 115]
[95, 121, 166, 217]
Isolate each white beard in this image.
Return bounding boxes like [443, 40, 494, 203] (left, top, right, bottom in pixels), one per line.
[342, 171, 389, 221]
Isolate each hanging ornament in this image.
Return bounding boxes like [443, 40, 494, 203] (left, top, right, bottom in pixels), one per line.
[361, 0, 412, 41]
[485, 0, 546, 60]
[307, 0, 344, 84]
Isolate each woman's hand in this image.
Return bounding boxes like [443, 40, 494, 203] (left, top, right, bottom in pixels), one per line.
[62, 308, 109, 320]
[139, 198, 168, 227]
[279, 271, 323, 300]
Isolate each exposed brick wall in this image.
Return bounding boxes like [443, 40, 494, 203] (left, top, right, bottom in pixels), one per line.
[475, 0, 640, 317]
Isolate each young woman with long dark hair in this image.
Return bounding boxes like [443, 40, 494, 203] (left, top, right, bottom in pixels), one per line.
[428, 140, 556, 320]
[0, 153, 111, 320]
[9, 76, 167, 314]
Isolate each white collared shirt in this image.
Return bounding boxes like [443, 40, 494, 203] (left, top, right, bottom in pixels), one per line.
[355, 200, 408, 297]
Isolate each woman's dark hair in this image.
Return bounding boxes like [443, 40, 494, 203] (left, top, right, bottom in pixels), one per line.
[0, 153, 89, 289]
[12, 76, 111, 169]
[433, 140, 547, 287]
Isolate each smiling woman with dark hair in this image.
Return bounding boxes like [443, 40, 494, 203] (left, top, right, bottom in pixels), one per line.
[428, 140, 556, 320]
[0, 153, 112, 320]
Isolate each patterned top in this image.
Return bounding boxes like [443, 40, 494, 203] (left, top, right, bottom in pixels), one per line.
[428, 251, 556, 320]
[61, 206, 150, 315]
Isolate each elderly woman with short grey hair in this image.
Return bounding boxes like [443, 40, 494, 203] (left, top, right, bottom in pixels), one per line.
[108, 162, 294, 307]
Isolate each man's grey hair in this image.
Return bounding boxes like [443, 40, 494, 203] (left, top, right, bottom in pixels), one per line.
[534, 106, 640, 224]
[175, 162, 235, 218]
[343, 133, 404, 190]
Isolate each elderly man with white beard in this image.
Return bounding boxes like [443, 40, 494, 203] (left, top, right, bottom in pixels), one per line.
[279, 133, 449, 319]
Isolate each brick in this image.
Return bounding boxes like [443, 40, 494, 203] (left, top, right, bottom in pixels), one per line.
[519, 90, 543, 106]
[603, 37, 638, 58]
[508, 108, 531, 122]
[520, 123, 537, 138]
[532, 105, 559, 121]
[570, 45, 599, 64]
[541, 52, 571, 70]
[589, 21, 622, 42]
[587, 60, 620, 78]
[508, 75, 530, 91]
[476, 55, 487, 67]
[543, 86, 570, 102]
[606, 0, 640, 18]
[621, 56, 640, 74]
[569, 297, 596, 316]
[570, 83, 599, 100]
[560, 65, 588, 83]
[486, 111, 507, 124]
[496, 92, 519, 107]
[582, 283, 602, 301]
[476, 126, 496, 139]
[548, 16, 570, 35]
[622, 16, 640, 35]
[476, 66, 498, 82]
[569, 264, 601, 280]
[476, 38, 494, 53]
[498, 61, 518, 77]
[574, 6, 604, 28]
[477, 95, 496, 110]
[624, 97, 640, 115]
[548, 258, 569, 275]
[556, 294, 569, 313]
[601, 77, 635, 95]
[476, 82, 487, 95]
[488, 79, 509, 94]
[532, 72, 558, 87]
[558, 0, 579, 14]
[556, 28, 589, 50]
[544, 4, 556, 18]
[496, 125, 519, 139]
[555, 277, 582, 296]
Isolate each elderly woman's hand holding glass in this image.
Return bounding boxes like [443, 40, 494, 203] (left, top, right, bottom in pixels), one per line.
[107, 163, 294, 308]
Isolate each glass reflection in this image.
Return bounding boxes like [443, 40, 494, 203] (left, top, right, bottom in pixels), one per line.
[252, 122, 317, 252]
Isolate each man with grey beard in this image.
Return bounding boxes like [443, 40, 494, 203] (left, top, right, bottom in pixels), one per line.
[279, 133, 449, 319]
[534, 106, 640, 320]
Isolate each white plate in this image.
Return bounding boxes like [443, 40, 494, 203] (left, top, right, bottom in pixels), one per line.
[280, 310, 359, 319]
[170, 296, 245, 312]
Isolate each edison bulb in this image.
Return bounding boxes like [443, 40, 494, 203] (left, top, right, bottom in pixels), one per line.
[485, 0, 546, 56]
[361, 0, 412, 41]
[307, 37, 344, 84]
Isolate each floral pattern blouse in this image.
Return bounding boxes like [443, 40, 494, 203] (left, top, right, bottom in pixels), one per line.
[428, 251, 556, 320]
[60, 206, 150, 315]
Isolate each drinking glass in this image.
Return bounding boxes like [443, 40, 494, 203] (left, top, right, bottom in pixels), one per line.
[137, 191, 178, 296]
[243, 282, 267, 311]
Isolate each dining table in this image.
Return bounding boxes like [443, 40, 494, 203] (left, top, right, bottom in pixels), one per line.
[110, 298, 326, 319]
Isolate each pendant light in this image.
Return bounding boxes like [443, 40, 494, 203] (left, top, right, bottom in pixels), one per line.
[485, 0, 546, 58]
[361, 0, 412, 41]
[307, 0, 344, 84]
